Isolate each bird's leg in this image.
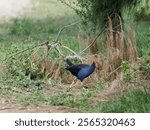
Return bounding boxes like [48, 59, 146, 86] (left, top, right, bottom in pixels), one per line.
[80, 81, 83, 87]
[69, 78, 77, 89]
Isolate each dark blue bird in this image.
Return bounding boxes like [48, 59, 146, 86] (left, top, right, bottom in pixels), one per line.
[65, 59, 96, 82]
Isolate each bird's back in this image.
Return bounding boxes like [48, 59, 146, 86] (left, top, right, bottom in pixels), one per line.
[66, 63, 88, 77]
[66, 59, 96, 81]
[77, 64, 95, 81]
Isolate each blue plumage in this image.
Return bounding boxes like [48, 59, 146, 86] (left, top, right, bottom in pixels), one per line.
[66, 59, 96, 81]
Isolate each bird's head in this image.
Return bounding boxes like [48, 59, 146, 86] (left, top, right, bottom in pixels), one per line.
[92, 60, 101, 70]
[91, 61, 96, 68]
[92, 55, 103, 70]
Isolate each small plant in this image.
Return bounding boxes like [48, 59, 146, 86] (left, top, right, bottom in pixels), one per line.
[121, 61, 137, 82]
[4, 46, 48, 89]
[135, 7, 150, 21]
[7, 51, 38, 79]
[10, 19, 34, 36]
[19, 89, 47, 106]
[139, 56, 150, 79]
[140, 57, 150, 71]
[48, 92, 77, 106]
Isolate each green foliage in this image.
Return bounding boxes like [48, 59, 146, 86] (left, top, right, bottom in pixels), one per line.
[94, 90, 150, 112]
[139, 56, 150, 73]
[62, 0, 140, 29]
[6, 51, 38, 80]
[10, 19, 34, 36]
[9, 16, 78, 40]
[48, 92, 77, 106]
[48, 88, 91, 108]
[134, 0, 150, 21]
[2, 15, 79, 82]
[2, 45, 46, 89]
[9, 18, 59, 38]
[135, 7, 150, 21]
[121, 61, 137, 82]
[132, 22, 150, 56]
[19, 89, 47, 106]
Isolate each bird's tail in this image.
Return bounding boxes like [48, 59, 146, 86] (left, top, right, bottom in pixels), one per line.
[66, 59, 73, 66]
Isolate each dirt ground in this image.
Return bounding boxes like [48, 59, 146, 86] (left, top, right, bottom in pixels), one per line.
[1, 79, 149, 113]
[0, 97, 77, 113]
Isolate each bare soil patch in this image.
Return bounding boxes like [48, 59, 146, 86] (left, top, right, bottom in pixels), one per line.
[0, 64, 6, 73]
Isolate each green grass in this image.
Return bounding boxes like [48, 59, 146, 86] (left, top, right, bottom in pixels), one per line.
[18, 89, 48, 106]
[93, 90, 150, 113]
[0, 14, 81, 59]
[123, 5, 150, 56]
[129, 21, 150, 56]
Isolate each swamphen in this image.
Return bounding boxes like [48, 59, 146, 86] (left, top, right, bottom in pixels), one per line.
[66, 59, 96, 88]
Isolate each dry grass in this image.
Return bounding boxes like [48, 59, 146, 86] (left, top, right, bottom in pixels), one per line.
[88, 18, 148, 103]
[31, 52, 63, 80]
[77, 32, 98, 54]
[101, 18, 138, 80]
[127, 27, 137, 63]
[88, 36, 99, 54]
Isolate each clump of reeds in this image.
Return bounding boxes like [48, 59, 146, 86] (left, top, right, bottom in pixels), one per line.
[102, 17, 137, 80]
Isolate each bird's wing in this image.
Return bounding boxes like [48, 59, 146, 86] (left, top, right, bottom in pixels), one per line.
[66, 64, 89, 77]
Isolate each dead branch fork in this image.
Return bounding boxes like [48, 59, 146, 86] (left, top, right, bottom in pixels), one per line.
[4, 19, 105, 63]
[4, 21, 83, 62]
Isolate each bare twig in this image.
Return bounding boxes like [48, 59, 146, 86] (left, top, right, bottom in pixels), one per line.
[55, 20, 81, 42]
[61, 45, 81, 58]
[79, 27, 106, 54]
[55, 43, 65, 57]
[106, 65, 122, 79]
